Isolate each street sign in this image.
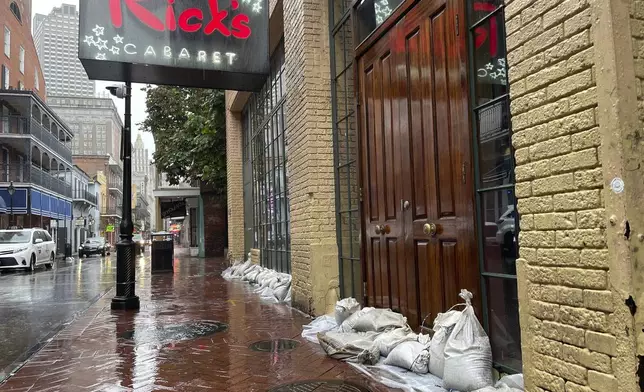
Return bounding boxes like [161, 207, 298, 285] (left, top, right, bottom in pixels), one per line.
[78, 0, 269, 91]
[106, 225, 115, 233]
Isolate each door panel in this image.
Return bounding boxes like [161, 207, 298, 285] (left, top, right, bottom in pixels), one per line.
[360, 0, 480, 329]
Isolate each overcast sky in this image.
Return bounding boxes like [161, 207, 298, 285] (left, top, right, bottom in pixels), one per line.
[31, 0, 156, 155]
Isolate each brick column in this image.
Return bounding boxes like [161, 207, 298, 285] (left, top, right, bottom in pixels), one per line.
[506, 0, 638, 390]
[225, 92, 245, 262]
[283, 0, 339, 315]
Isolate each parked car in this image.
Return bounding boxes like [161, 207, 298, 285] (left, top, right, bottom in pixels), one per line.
[0, 228, 57, 272]
[79, 237, 110, 258]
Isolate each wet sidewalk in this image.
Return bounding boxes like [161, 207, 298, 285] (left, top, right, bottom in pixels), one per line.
[0, 255, 390, 392]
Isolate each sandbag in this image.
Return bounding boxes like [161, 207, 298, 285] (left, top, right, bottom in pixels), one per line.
[339, 307, 375, 332]
[274, 283, 291, 302]
[302, 315, 338, 343]
[335, 298, 361, 325]
[382, 341, 430, 374]
[428, 308, 463, 377]
[443, 290, 493, 391]
[340, 308, 406, 333]
[373, 327, 417, 357]
[318, 331, 381, 365]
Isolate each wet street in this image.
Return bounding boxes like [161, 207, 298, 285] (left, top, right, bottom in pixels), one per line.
[0, 254, 386, 392]
[0, 255, 116, 382]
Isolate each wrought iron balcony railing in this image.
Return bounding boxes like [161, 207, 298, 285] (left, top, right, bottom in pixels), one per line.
[0, 164, 72, 198]
[0, 116, 72, 163]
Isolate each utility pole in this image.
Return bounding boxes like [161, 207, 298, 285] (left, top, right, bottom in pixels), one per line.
[107, 82, 139, 311]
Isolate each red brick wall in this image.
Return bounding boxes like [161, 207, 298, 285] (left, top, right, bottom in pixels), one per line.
[0, 0, 46, 99]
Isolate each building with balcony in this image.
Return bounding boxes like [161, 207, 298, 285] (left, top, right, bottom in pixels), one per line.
[71, 165, 97, 253]
[0, 89, 72, 238]
[73, 155, 122, 246]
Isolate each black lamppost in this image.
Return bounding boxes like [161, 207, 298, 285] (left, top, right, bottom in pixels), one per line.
[106, 83, 139, 311]
[7, 181, 15, 228]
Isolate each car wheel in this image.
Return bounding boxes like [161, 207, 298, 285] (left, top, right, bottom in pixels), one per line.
[102, 250, 106, 257]
[29, 254, 36, 272]
[46, 252, 55, 269]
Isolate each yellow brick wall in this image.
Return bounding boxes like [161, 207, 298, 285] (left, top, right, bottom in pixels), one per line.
[508, 0, 639, 390]
[283, 0, 339, 315]
[225, 92, 245, 263]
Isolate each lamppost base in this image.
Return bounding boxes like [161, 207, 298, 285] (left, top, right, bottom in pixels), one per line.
[111, 295, 140, 310]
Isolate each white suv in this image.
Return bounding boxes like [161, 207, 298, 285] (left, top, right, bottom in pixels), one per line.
[0, 229, 57, 272]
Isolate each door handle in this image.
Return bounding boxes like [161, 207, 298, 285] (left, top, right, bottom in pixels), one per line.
[375, 225, 382, 235]
[423, 223, 438, 237]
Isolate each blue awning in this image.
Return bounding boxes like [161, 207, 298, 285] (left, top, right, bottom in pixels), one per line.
[0, 188, 28, 214]
[31, 189, 41, 214]
[29, 189, 72, 219]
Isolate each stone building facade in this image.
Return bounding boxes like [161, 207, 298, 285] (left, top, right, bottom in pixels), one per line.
[225, 0, 644, 387]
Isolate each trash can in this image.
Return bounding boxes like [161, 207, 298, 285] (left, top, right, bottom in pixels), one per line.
[151, 232, 174, 273]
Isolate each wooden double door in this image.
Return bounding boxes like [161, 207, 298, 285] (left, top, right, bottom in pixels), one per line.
[359, 0, 480, 328]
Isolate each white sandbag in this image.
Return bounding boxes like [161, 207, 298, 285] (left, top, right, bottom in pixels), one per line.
[339, 307, 375, 332]
[302, 315, 338, 343]
[382, 341, 430, 374]
[428, 307, 464, 377]
[335, 298, 361, 325]
[233, 260, 252, 277]
[318, 331, 381, 365]
[373, 327, 417, 357]
[340, 308, 406, 333]
[443, 290, 493, 391]
[274, 282, 291, 302]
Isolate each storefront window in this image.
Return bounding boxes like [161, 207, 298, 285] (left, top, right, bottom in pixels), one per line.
[468, 1, 521, 373]
[330, 0, 362, 300]
[242, 40, 290, 274]
[355, 0, 404, 43]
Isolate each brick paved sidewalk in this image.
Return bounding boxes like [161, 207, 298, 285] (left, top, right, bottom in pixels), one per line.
[0, 257, 391, 392]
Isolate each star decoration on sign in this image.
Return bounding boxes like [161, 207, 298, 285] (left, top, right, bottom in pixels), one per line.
[252, 2, 262, 12]
[498, 58, 506, 67]
[92, 25, 105, 36]
[110, 46, 120, 55]
[83, 35, 95, 46]
[486, 62, 494, 70]
[96, 53, 106, 60]
[96, 38, 109, 51]
[113, 34, 124, 44]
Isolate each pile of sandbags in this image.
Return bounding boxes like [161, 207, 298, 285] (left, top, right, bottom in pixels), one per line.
[303, 290, 513, 392]
[221, 254, 292, 303]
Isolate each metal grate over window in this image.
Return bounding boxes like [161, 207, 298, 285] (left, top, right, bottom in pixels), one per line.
[467, 0, 521, 373]
[329, 0, 362, 300]
[242, 40, 290, 274]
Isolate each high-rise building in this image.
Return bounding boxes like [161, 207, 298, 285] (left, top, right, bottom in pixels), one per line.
[47, 96, 121, 159]
[33, 3, 95, 97]
[133, 133, 148, 186]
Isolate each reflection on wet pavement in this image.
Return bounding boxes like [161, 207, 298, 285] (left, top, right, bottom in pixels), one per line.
[0, 255, 391, 392]
[0, 255, 116, 381]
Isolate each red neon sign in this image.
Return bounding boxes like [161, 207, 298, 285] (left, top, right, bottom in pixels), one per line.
[108, 0, 251, 39]
[473, 2, 498, 58]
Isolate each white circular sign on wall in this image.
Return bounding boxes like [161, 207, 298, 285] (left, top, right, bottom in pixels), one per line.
[610, 177, 625, 194]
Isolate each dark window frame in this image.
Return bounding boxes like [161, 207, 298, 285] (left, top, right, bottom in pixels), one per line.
[329, 0, 363, 301]
[467, 1, 521, 374]
[242, 40, 291, 274]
